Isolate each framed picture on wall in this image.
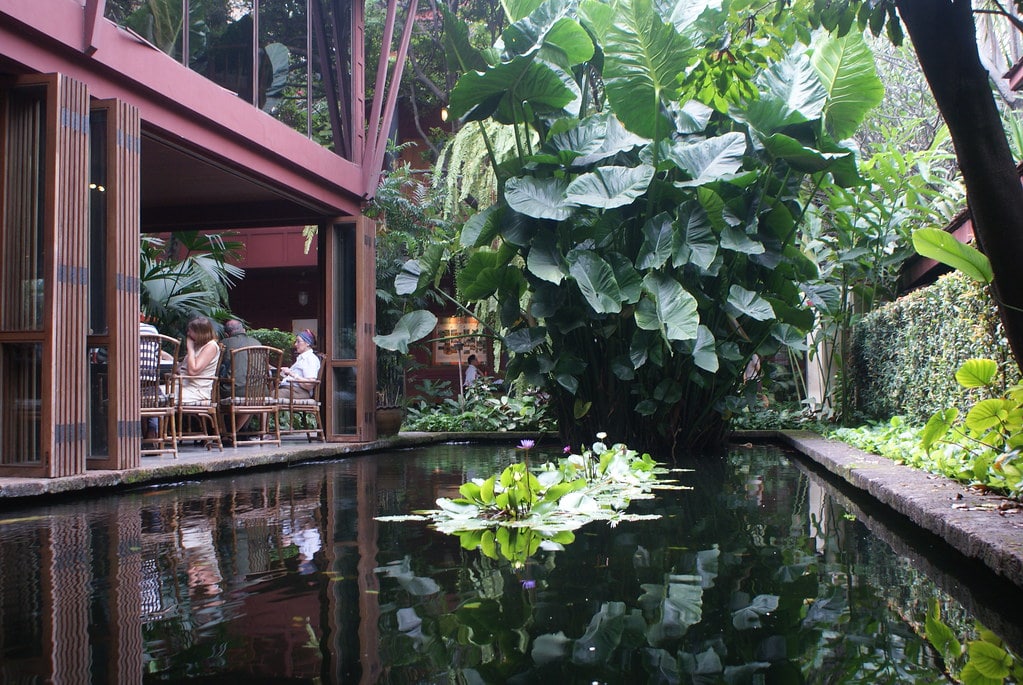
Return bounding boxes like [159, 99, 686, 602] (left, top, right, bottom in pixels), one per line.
[432, 316, 487, 366]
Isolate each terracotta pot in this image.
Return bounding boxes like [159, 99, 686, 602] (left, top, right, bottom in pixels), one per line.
[375, 407, 404, 437]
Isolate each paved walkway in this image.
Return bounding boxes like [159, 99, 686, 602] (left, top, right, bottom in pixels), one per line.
[2, 428, 1020, 594]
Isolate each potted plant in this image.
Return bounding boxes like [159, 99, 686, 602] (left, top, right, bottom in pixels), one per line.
[375, 349, 407, 437]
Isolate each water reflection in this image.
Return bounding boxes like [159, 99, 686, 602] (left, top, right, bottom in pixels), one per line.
[0, 443, 1018, 683]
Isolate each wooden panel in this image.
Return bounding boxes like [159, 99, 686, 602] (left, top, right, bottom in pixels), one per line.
[322, 216, 375, 441]
[88, 99, 142, 470]
[0, 74, 89, 477]
[47, 74, 90, 477]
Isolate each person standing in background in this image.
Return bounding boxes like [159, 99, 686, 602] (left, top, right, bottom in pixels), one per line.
[463, 354, 480, 389]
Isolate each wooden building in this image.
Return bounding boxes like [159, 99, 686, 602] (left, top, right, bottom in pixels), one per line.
[0, 0, 417, 476]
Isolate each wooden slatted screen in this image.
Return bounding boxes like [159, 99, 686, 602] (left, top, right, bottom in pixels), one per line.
[47, 74, 91, 477]
[87, 99, 141, 470]
[0, 74, 90, 477]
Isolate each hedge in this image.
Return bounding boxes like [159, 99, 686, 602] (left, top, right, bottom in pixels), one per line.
[850, 271, 1019, 423]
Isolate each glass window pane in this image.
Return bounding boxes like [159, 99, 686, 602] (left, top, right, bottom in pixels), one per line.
[1, 343, 43, 464]
[2, 86, 46, 332]
[331, 366, 356, 435]
[89, 109, 108, 335]
[332, 225, 356, 360]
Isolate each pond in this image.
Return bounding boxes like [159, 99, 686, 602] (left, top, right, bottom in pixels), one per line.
[0, 441, 1021, 683]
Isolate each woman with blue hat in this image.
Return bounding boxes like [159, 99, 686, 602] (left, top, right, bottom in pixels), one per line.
[280, 329, 321, 399]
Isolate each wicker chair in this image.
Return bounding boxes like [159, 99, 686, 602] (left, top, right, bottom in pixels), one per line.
[173, 343, 224, 451]
[140, 333, 179, 457]
[220, 345, 283, 446]
[278, 353, 326, 442]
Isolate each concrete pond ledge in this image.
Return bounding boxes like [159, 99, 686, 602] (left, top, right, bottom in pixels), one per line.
[739, 429, 1023, 592]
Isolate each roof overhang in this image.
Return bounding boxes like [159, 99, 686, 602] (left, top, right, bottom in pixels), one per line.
[0, 1, 366, 231]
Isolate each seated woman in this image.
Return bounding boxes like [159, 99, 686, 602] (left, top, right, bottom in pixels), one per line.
[280, 329, 321, 400]
[178, 316, 221, 404]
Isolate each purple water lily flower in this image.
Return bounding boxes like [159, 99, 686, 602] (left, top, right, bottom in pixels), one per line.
[517, 439, 536, 450]
[563, 445, 572, 454]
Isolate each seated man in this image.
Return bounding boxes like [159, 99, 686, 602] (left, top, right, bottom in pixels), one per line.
[218, 318, 261, 399]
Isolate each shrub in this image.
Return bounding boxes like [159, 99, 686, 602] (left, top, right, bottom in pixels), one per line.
[250, 328, 295, 353]
[850, 271, 1017, 424]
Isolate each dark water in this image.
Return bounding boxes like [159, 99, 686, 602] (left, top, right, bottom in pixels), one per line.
[0, 442, 1020, 683]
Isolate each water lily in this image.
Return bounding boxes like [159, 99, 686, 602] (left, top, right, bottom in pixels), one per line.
[517, 439, 536, 450]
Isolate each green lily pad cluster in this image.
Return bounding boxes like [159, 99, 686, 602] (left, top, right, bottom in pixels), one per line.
[378, 437, 686, 565]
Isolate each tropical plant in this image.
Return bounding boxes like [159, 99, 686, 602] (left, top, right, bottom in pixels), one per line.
[379, 0, 884, 453]
[796, 133, 964, 421]
[140, 232, 243, 337]
[920, 358, 1023, 497]
[404, 379, 554, 431]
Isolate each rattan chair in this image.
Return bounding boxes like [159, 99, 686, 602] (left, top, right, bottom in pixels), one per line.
[278, 353, 326, 442]
[220, 345, 283, 447]
[140, 333, 179, 458]
[174, 343, 224, 451]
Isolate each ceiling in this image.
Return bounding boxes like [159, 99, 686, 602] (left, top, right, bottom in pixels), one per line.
[140, 135, 340, 233]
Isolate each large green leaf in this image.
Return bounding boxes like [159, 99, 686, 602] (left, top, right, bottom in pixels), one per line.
[461, 204, 503, 248]
[720, 227, 765, 255]
[506, 176, 574, 220]
[565, 165, 655, 209]
[636, 212, 674, 270]
[572, 112, 649, 167]
[567, 249, 623, 314]
[690, 325, 718, 372]
[912, 228, 993, 284]
[373, 310, 438, 353]
[449, 53, 577, 124]
[442, 7, 486, 73]
[642, 273, 699, 341]
[672, 205, 717, 270]
[503, 0, 594, 64]
[760, 133, 852, 173]
[811, 31, 884, 140]
[606, 252, 643, 304]
[737, 50, 826, 134]
[457, 249, 517, 299]
[955, 358, 998, 388]
[503, 0, 545, 22]
[759, 50, 826, 124]
[599, 0, 691, 140]
[727, 285, 776, 321]
[505, 326, 548, 352]
[527, 230, 566, 284]
[668, 133, 746, 187]
[538, 115, 609, 167]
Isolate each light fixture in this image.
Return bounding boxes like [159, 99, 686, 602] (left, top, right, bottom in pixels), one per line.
[297, 290, 309, 306]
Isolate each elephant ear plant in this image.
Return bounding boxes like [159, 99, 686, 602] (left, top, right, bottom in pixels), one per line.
[377, 0, 882, 453]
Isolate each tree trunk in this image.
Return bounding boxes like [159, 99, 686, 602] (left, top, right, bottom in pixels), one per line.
[897, 0, 1023, 370]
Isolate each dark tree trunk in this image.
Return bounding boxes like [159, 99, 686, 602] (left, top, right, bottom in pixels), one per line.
[897, 0, 1023, 370]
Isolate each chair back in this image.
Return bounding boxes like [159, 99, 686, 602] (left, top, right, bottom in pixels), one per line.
[227, 346, 283, 405]
[140, 333, 179, 408]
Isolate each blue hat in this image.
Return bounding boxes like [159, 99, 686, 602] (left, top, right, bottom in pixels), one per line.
[297, 330, 315, 346]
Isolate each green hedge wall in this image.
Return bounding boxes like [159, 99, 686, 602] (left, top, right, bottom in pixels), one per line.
[850, 271, 1019, 423]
